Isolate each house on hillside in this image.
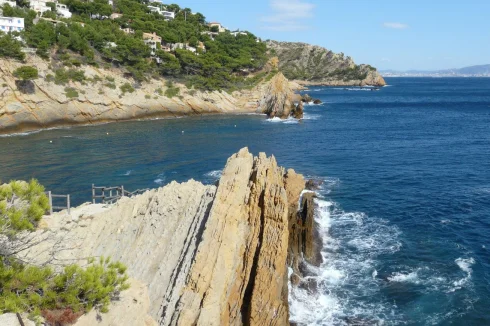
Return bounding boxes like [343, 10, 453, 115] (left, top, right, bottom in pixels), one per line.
[0, 16, 24, 32]
[230, 30, 248, 37]
[147, 6, 175, 20]
[208, 22, 226, 33]
[143, 32, 162, 56]
[56, 3, 72, 18]
[0, 0, 16, 8]
[201, 31, 218, 40]
[29, 0, 51, 15]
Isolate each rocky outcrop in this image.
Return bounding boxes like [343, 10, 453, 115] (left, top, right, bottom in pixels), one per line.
[259, 72, 303, 119]
[267, 40, 386, 86]
[0, 56, 300, 135]
[21, 148, 306, 326]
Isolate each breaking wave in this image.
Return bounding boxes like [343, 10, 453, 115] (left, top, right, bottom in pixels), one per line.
[289, 181, 403, 325]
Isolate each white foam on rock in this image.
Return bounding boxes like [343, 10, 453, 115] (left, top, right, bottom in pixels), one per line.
[289, 179, 403, 325]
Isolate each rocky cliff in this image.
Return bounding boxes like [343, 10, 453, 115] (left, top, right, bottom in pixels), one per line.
[267, 41, 386, 86]
[0, 56, 301, 135]
[20, 148, 308, 325]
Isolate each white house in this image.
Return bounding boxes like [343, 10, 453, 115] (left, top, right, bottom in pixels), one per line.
[56, 3, 72, 18]
[147, 6, 174, 20]
[208, 22, 226, 33]
[143, 32, 162, 56]
[0, 0, 16, 7]
[230, 31, 248, 37]
[161, 11, 175, 20]
[0, 16, 24, 33]
[30, 0, 52, 15]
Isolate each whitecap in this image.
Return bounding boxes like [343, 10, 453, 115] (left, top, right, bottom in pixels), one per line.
[204, 170, 222, 179]
[122, 170, 133, 176]
[154, 173, 166, 185]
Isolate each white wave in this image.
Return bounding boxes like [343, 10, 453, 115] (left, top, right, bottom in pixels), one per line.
[205, 170, 222, 179]
[122, 170, 133, 176]
[154, 173, 166, 185]
[265, 116, 299, 124]
[289, 192, 402, 325]
[303, 113, 321, 120]
[388, 270, 421, 284]
[449, 257, 475, 292]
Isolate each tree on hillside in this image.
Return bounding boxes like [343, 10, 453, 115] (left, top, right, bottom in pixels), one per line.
[13, 66, 39, 81]
[0, 33, 25, 61]
[13, 66, 38, 94]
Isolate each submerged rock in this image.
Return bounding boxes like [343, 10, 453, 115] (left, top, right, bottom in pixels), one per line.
[313, 99, 322, 104]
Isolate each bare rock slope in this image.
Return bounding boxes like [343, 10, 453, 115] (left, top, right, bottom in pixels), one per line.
[267, 40, 386, 86]
[25, 148, 306, 325]
[0, 56, 300, 135]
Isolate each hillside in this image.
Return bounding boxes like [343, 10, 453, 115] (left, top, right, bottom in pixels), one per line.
[267, 40, 386, 86]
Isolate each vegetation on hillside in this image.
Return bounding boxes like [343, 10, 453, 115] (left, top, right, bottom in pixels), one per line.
[0, 0, 268, 91]
[0, 180, 129, 324]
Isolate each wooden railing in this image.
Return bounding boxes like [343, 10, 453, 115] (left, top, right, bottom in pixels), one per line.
[92, 184, 149, 204]
[46, 191, 71, 215]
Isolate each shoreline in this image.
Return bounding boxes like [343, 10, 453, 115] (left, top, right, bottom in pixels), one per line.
[0, 110, 267, 137]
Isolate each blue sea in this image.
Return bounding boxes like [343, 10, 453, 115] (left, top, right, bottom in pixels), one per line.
[1, 78, 490, 325]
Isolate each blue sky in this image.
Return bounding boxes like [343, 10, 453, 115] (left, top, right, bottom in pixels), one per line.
[173, 0, 490, 71]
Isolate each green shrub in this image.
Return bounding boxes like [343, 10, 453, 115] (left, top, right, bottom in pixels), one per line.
[105, 76, 115, 82]
[64, 87, 79, 98]
[54, 68, 85, 85]
[104, 82, 116, 89]
[120, 82, 134, 95]
[13, 66, 39, 81]
[0, 179, 49, 233]
[145, 94, 151, 99]
[0, 257, 129, 318]
[164, 86, 180, 98]
[155, 88, 163, 96]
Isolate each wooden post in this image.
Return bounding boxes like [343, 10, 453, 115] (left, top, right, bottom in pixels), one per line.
[48, 191, 53, 215]
[67, 194, 71, 215]
[121, 185, 124, 198]
[92, 184, 95, 204]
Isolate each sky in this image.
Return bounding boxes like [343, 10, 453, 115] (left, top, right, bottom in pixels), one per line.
[171, 0, 490, 71]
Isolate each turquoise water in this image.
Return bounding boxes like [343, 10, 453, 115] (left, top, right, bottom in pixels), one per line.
[1, 78, 490, 325]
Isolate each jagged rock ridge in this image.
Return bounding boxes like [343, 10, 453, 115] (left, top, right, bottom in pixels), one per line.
[22, 148, 307, 325]
[267, 40, 386, 86]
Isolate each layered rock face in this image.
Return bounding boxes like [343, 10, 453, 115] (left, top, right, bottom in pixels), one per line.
[23, 148, 306, 326]
[0, 56, 300, 135]
[267, 40, 386, 86]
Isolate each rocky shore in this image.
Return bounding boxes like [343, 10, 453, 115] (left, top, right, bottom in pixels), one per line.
[12, 148, 318, 325]
[0, 56, 303, 135]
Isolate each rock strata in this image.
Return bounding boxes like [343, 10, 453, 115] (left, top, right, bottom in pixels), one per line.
[0, 56, 301, 135]
[21, 148, 306, 326]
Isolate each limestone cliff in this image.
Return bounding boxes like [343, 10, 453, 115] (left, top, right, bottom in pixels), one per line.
[21, 148, 306, 325]
[0, 56, 300, 135]
[267, 40, 386, 86]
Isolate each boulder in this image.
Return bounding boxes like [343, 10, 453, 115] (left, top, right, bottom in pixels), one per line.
[313, 99, 322, 104]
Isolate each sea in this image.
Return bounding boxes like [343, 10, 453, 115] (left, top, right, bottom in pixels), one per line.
[1, 77, 489, 325]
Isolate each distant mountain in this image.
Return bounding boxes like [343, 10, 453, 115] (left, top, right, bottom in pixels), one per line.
[381, 64, 490, 77]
